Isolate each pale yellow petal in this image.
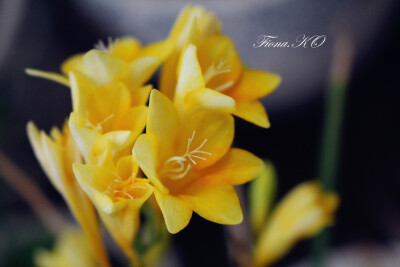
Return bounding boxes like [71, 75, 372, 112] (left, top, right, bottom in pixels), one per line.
[184, 87, 235, 113]
[176, 110, 234, 170]
[226, 70, 281, 102]
[200, 148, 264, 186]
[110, 37, 141, 62]
[61, 53, 84, 75]
[25, 68, 69, 87]
[113, 105, 147, 136]
[116, 155, 139, 180]
[91, 131, 135, 165]
[78, 49, 125, 86]
[130, 84, 152, 106]
[147, 90, 179, 161]
[69, 113, 100, 161]
[137, 39, 173, 61]
[174, 44, 205, 108]
[86, 82, 131, 132]
[121, 57, 161, 90]
[72, 163, 118, 214]
[153, 187, 192, 234]
[197, 35, 241, 91]
[40, 132, 68, 193]
[169, 5, 221, 44]
[26, 122, 56, 190]
[132, 133, 166, 192]
[159, 50, 180, 100]
[69, 71, 94, 117]
[182, 184, 242, 225]
[233, 100, 270, 128]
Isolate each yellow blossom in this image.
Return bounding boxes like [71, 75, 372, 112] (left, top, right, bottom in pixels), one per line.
[67, 75, 148, 164]
[73, 143, 153, 265]
[27, 121, 110, 267]
[174, 41, 280, 128]
[26, 36, 172, 90]
[252, 181, 339, 267]
[160, 5, 221, 99]
[132, 90, 264, 234]
[35, 228, 97, 267]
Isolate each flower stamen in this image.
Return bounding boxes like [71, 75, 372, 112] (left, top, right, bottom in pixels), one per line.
[162, 131, 211, 180]
[94, 37, 117, 52]
[84, 112, 115, 133]
[203, 59, 234, 92]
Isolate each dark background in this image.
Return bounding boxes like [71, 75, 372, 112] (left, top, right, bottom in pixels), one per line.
[0, 0, 399, 266]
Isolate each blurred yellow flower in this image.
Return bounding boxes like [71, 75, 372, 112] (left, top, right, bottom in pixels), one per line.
[27, 121, 110, 267]
[174, 42, 280, 128]
[35, 228, 97, 267]
[197, 35, 280, 128]
[73, 144, 153, 265]
[160, 5, 221, 99]
[133, 90, 264, 233]
[26, 37, 172, 90]
[252, 181, 339, 267]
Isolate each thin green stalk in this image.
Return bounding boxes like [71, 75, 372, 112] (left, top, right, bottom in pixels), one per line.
[312, 32, 353, 266]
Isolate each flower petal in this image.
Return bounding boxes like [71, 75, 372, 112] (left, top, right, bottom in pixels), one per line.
[132, 133, 166, 192]
[86, 82, 131, 132]
[69, 113, 100, 161]
[73, 163, 119, 214]
[184, 87, 235, 113]
[69, 71, 94, 118]
[26, 122, 56, 190]
[146, 90, 179, 161]
[200, 148, 264, 186]
[91, 131, 135, 164]
[137, 39, 174, 61]
[121, 57, 161, 91]
[182, 184, 242, 225]
[175, 44, 205, 109]
[61, 53, 84, 75]
[197, 35, 242, 91]
[169, 5, 221, 44]
[110, 37, 141, 62]
[153, 187, 192, 234]
[233, 100, 270, 128]
[113, 105, 147, 136]
[176, 110, 234, 170]
[130, 85, 152, 106]
[225, 70, 281, 102]
[116, 156, 139, 180]
[78, 50, 125, 86]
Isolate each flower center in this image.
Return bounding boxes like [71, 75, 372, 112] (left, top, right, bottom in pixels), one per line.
[161, 131, 211, 180]
[84, 112, 115, 133]
[104, 175, 147, 200]
[203, 59, 234, 92]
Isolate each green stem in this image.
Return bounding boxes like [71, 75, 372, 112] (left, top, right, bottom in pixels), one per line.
[312, 80, 347, 267]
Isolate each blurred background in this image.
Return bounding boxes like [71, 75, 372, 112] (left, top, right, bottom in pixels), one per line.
[0, 0, 399, 266]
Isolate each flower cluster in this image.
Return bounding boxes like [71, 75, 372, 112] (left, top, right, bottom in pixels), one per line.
[27, 5, 280, 266]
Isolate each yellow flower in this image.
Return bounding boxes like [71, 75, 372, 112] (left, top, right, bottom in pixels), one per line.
[73, 143, 153, 265]
[174, 41, 280, 128]
[26, 36, 172, 90]
[160, 5, 221, 99]
[35, 228, 97, 267]
[252, 181, 339, 267]
[27, 121, 110, 267]
[132, 90, 264, 233]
